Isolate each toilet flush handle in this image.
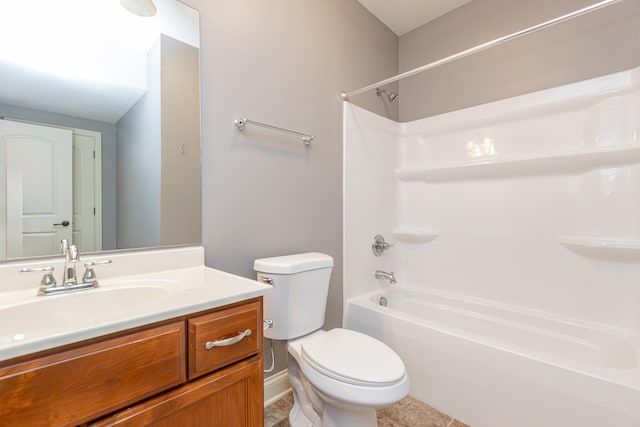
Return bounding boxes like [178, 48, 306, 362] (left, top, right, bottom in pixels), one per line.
[260, 276, 274, 284]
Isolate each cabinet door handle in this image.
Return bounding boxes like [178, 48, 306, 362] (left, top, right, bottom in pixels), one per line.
[205, 329, 252, 350]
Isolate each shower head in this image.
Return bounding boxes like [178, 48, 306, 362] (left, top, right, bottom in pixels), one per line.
[376, 88, 399, 102]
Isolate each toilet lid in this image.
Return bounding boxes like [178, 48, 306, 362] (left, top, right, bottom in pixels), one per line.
[301, 329, 405, 387]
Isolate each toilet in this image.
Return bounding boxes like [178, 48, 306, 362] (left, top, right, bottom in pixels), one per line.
[254, 253, 409, 427]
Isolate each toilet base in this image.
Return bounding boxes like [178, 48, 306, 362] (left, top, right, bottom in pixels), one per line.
[288, 401, 378, 427]
[321, 405, 377, 427]
[289, 401, 315, 427]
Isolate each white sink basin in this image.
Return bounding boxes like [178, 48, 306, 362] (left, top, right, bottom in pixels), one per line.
[0, 247, 271, 362]
[0, 280, 177, 342]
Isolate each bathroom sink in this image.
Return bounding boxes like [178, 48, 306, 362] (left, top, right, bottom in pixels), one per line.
[0, 281, 177, 342]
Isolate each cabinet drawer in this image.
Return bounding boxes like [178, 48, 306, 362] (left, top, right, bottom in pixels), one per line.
[0, 322, 186, 427]
[188, 300, 262, 379]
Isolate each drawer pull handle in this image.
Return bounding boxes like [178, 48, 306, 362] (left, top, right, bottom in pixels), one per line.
[205, 329, 252, 350]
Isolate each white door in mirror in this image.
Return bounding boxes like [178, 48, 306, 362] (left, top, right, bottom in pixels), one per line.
[0, 119, 72, 259]
[72, 129, 101, 253]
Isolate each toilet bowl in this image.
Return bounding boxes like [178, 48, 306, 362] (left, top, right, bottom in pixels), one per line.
[254, 253, 410, 427]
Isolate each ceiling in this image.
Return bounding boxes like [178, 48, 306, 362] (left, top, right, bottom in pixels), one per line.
[358, 0, 473, 36]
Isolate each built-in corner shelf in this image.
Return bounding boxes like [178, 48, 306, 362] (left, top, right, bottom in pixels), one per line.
[558, 235, 640, 261]
[397, 145, 640, 182]
[392, 228, 439, 243]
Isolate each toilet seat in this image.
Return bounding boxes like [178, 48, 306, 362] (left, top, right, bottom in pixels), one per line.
[301, 328, 405, 387]
[288, 329, 410, 410]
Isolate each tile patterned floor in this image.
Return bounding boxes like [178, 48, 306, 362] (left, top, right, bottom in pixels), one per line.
[264, 393, 470, 427]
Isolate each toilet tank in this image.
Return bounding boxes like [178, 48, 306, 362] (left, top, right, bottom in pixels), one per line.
[254, 253, 333, 340]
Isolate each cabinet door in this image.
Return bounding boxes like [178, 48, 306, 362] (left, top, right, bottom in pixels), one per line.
[90, 356, 264, 427]
[0, 322, 185, 427]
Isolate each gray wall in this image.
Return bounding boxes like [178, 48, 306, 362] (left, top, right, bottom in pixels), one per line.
[0, 103, 117, 250]
[117, 35, 201, 249]
[182, 0, 398, 376]
[399, 0, 640, 121]
[160, 35, 201, 246]
[117, 39, 162, 249]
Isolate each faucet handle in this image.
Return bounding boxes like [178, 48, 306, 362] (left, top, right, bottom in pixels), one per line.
[372, 234, 393, 256]
[20, 266, 57, 287]
[60, 239, 69, 254]
[82, 260, 112, 284]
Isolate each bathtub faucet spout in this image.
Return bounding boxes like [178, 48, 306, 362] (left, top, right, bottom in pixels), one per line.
[375, 270, 396, 284]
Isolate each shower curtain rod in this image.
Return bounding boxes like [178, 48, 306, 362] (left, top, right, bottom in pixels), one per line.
[340, 0, 623, 101]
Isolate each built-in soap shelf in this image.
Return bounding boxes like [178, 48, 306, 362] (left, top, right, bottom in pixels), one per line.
[558, 235, 640, 261]
[397, 145, 640, 182]
[392, 228, 439, 243]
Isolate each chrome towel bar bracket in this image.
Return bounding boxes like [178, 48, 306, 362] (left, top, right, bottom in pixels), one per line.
[234, 118, 315, 145]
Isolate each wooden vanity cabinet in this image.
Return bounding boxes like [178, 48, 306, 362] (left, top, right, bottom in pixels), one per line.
[0, 297, 263, 427]
[90, 356, 263, 427]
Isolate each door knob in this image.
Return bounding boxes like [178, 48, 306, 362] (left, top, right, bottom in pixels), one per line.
[54, 220, 70, 227]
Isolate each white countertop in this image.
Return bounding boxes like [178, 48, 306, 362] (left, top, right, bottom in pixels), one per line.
[0, 246, 271, 361]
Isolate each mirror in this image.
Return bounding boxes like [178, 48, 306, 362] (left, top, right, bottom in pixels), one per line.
[0, 0, 201, 261]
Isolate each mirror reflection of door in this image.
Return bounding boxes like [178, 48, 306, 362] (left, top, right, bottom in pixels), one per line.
[0, 119, 102, 260]
[72, 129, 102, 254]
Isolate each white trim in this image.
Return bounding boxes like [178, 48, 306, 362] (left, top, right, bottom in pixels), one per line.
[264, 369, 291, 408]
[72, 127, 103, 252]
[94, 135, 102, 250]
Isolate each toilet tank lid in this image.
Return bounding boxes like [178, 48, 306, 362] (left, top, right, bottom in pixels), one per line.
[254, 252, 333, 274]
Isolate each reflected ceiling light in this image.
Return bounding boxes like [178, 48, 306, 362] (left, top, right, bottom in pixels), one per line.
[119, 0, 157, 17]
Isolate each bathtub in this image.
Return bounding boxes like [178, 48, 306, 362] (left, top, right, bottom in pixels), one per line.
[344, 286, 640, 427]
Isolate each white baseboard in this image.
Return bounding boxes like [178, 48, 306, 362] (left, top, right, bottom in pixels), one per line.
[264, 369, 291, 407]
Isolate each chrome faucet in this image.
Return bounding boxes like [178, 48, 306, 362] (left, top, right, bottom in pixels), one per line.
[20, 239, 111, 296]
[375, 270, 396, 284]
[61, 239, 79, 286]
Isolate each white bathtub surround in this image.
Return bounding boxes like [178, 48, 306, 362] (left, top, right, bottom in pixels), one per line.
[343, 104, 399, 299]
[343, 66, 640, 427]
